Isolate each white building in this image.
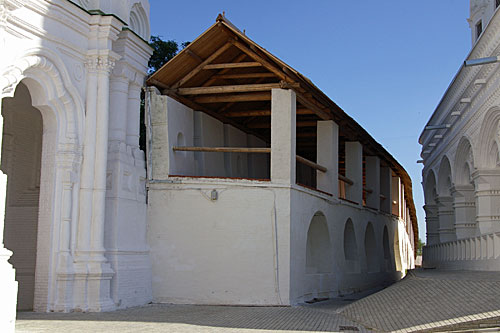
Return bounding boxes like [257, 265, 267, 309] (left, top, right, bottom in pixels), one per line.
[0, 0, 152, 330]
[0, 1, 417, 331]
[421, 0, 500, 270]
[145, 15, 417, 306]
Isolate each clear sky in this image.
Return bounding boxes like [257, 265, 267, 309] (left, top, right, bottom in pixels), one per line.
[149, 0, 471, 242]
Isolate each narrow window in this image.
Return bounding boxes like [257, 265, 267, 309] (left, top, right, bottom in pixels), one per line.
[476, 20, 483, 40]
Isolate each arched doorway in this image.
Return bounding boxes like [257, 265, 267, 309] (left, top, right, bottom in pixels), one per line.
[1, 83, 43, 310]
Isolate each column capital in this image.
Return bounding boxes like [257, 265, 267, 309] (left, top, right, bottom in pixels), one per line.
[85, 50, 120, 75]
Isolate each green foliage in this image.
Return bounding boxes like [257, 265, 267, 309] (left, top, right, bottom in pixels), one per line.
[148, 35, 179, 74]
[416, 238, 425, 256]
[147, 35, 190, 74]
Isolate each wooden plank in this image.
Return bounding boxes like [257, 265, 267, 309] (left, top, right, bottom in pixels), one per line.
[203, 62, 262, 70]
[248, 120, 317, 129]
[186, 49, 203, 63]
[296, 155, 327, 173]
[172, 42, 233, 89]
[225, 108, 314, 117]
[194, 92, 270, 103]
[173, 146, 271, 153]
[177, 83, 281, 95]
[213, 73, 276, 80]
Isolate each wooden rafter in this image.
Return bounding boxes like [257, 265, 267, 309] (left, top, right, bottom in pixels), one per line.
[186, 49, 203, 63]
[231, 40, 290, 83]
[172, 42, 233, 89]
[202, 53, 248, 87]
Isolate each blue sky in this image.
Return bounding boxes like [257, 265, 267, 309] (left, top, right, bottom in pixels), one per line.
[149, 1, 471, 242]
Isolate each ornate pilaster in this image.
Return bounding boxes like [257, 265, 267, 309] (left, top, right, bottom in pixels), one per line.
[74, 52, 118, 312]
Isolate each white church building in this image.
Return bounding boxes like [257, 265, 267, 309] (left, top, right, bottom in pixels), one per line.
[0, 0, 417, 331]
[421, 0, 500, 270]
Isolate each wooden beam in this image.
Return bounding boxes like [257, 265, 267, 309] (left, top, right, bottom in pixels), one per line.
[225, 108, 314, 117]
[186, 49, 203, 63]
[173, 146, 271, 153]
[163, 91, 269, 143]
[232, 40, 290, 83]
[172, 42, 233, 89]
[213, 73, 276, 80]
[281, 83, 331, 121]
[177, 83, 281, 95]
[202, 53, 248, 87]
[203, 62, 262, 70]
[194, 92, 270, 103]
[248, 120, 317, 129]
[296, 132, 317, 138]
[296, 155, 327, 173]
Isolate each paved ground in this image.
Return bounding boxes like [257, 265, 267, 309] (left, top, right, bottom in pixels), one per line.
[341, 269, 500, 332]
[15, 269, 500, 332]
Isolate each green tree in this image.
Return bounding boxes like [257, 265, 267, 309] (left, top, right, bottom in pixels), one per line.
[147, 35, 189, 74]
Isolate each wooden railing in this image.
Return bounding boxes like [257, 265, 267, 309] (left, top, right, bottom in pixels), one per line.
[173, 146, 360, 195]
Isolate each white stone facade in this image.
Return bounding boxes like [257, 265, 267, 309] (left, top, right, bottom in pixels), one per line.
[421, 0, 500, 270]
[0, 0, 152, 330]
[146, 88, 416, 305]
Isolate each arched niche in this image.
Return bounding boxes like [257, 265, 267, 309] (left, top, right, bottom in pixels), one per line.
[382, 225, 393, 272]
[305, 212, 333, 274]
[364, 222, 378, 273]
[343, 218, 358, 261]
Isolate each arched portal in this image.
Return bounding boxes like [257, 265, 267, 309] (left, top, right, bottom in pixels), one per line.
[364, 222, 378, 272]
[1, 83, 43, 310]
[1, 50, 84, 312]
[306, 212, 333, 274]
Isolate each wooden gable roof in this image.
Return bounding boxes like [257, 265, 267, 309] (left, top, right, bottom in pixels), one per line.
[146, 14, 418, 249]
